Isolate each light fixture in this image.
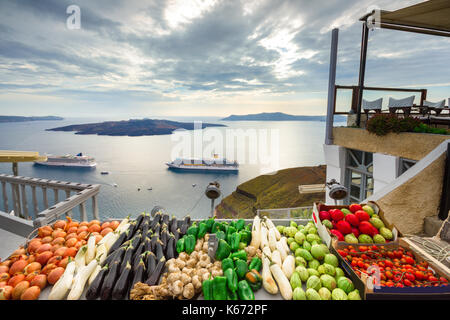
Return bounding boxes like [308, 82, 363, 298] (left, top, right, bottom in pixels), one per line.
[326, 179, 348, 204]
[205, 181, 221, 217]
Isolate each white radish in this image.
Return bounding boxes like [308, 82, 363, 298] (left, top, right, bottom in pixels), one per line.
[249, 215, 261, 249]
[74, 245, 87, 271]
[265, 218, 281, 240]
[262, 246, 272, 259]
[262, 256, 278, 294]
[88, 264, 101, 286]
[271, 250, 282, 267]
[260, 224, 269, 250]
[276, 241, 287, 261]
[282, 255, 295, 280]
[270, 262, 293, 300]
[67, 259, 98, 300]
[48, 261, 76, 300]
[85, 236, 96, 264]
[268, 228, 277, 252]
[95, 243, 108, 265]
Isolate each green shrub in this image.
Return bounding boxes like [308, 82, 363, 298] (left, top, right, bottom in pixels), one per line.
[366, 114, 449, 136]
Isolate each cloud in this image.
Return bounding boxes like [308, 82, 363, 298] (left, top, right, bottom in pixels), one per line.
[0, 0, 449, 117]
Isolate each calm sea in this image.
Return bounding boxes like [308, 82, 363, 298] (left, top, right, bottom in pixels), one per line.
[0, 117, 344, 220]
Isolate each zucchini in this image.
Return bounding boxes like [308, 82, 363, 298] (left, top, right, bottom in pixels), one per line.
[86, 264, 109, 300]
[112, 261, 132, 300]
[100, 260, 121, 300]
[146, 257, 166, 286]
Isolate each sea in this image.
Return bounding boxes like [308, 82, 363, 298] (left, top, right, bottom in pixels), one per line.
[0, 117, 345, 221]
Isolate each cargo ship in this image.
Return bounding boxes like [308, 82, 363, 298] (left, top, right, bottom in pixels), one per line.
[166, 155, 238, 172]
[34, 153, 97, 168]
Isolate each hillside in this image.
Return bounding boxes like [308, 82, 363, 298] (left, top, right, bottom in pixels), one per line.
[215, 165, 326, 218]
[0, 116, 63, 123]
[221, 112, 346, 122]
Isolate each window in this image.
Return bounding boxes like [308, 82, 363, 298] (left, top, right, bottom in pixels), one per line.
[398, 158, 417, 176]
[345, 149, 374, 203]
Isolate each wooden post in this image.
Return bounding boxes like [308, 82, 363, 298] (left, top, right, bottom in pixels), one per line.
[1, 181, 8, 213]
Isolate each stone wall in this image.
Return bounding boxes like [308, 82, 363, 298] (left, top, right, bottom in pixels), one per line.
[333, 127, 449, 161]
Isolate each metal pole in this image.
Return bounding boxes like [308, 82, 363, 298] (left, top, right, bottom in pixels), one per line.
[325, 28, 339, 145]
[12, 162, 18, 176]
[210, 199, 215, 218]
[356, 23, 369, 127]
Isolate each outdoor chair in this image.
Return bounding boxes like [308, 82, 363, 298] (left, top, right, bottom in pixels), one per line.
[422, 99, 446, 116]
[362, 98, 383, 117]
[388, 96, 415, 117]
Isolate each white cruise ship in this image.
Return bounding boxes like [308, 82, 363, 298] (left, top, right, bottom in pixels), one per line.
[34, 153, 97, 168]
[166, 155, 238, 172]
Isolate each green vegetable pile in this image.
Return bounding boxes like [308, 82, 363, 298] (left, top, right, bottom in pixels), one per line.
[278, 221, 362, 300]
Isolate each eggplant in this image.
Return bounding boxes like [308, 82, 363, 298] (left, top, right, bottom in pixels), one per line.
[141, 220, 150, 235]
[165, 234, 175, 260]
[131, 242, 146, 269]
[161, 213, 170, 226]
[149, 212, 161, 229]
[173, 228, 180, 242]
[108, 228, 129, 253]
[144, 236, 152, 252]
[142, 212, 151, 225]
[150, 235, 158, 252]
[155, 239, 164, 260]
[145, 257, 166, 286]
[100, 260, 121, 300]
[131, 258, 146, 288]
[153, 223, 161, 236]
[125, 220, 138, 241]
[180, 222, 189, 235]
[134, 212, 146, 231]
[160, 229, 169, 250]
[108, 246, 126, 265]
[86, 265, 109, 300]
[112, 261, 132, 300]
[120, 244, 135, 274]
[145, 251, 156, 277]
[183, 215, 191, 226]
[130, 233, 142, 250]
[169, 216, 178, 234]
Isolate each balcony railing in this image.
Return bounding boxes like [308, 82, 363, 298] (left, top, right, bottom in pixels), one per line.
[257, 206, 313, 220]
[0, 174, 100, 237]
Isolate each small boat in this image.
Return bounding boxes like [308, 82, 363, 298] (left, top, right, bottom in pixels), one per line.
[147, 187, 153, 191]
[192, 184, 197, 187]
[112, 183, 118, 187]
[137, 188, 141, 191]
[101, 171, 109, 175]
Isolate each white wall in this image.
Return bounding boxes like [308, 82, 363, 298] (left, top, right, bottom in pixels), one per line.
[372, 153, 399, 193]
[323, 144, 346, 204]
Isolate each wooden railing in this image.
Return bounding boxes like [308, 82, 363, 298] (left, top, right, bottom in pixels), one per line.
[0, 174, 100, 236]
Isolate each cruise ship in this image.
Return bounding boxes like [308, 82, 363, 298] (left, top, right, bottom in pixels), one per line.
[166, 155, 238, 172]
[34, 153, 97, 168]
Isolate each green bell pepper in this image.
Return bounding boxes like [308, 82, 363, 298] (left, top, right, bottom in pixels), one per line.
[235, 219, 245, 231]
[176, 237, 185, 253]
[215, 239, 231, 260]
[221, 257, 234, 272]
[227, 289, 238, 300]
[211, 221, 221, 233]
[230, 249, 247, 261]
[224, 268, 238, 292]
[184, 234, 196, 254]
[235, 259, 248, 279]
[212, 276, 227, 300]
[197, 222, 208, 239]
[229, 220, 236, 229]
[215, 230, 226, 242]
[238, 242, 246, 250]
[205, 217, 215, 233]
[202, 277, 213, 300]
[248, 257, 262, 272]
[186, 223, 199, 239]
[226, 226, 236, 238]
[239, 230, 252, 244]
[230, 232, 241, 252]
[219, 222, 227, 232]
[237, 280, 255, 300]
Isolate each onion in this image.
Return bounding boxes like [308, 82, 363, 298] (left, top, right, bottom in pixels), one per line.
[0, 266, 9, 273]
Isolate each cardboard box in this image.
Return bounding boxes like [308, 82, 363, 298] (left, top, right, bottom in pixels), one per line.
[333, 238, 450, 300]
[312, 201, 399, 247]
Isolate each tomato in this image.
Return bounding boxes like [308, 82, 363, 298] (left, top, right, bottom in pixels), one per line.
[394, 251, 403, 259]
[403, 279, 412, 286]
[359, 246, 368, 252]
[439, 277, 448, 283]
[405, 272, 415, 282]
[405, 257, 415, 265]
[428, 276, 438, 282]
[385, 271, 393, 279]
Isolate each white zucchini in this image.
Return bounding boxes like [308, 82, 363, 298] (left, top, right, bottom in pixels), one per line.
[262, 246, 272, 259]
[95, 243, 108, 265]
[268, 228, 277, 252]
[249, 215, 261, 249]
[48, 261, 76, 300]
[74, 245, 87, 271]
[270, 262, 293, 300]
[271, 250, 282, 267]
[265, 218, 281, 240]
[88, 264, 101, 286]
[260, 224, 269, 250]
[276, 241, 287, 261]
[262, 256, 278, 294]
[281, 255, 295, 279]
[85, 236, 96, 264]
[67, 259, 98, 300]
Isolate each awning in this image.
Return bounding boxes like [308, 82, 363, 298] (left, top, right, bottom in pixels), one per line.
[362, 0, 450, 37]
[0, 150, 47, 163]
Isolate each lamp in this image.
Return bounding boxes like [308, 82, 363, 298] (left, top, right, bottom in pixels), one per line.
[205, 181, 221, 217]
[326, 179, 348, 204]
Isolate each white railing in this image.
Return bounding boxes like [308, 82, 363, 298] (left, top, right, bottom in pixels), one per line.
[257, 206, 313, 220]
[0, 174, 100, 236]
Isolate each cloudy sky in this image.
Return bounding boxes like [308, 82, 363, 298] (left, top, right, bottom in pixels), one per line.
[0, 0, 449, 118]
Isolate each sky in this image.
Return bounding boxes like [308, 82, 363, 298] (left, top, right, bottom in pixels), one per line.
[0, 0, 449, 118]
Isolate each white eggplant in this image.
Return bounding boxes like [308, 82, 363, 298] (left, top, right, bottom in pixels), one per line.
[260, 224, 269, 250]
[115, 218, 130, 233]
[67, 259, 98, 300]
[276, 241, 287, 261]
[74, 245, 87, 271]
[88, 264, 101, 286]
[249, 215, 261, 249]
[271, 250, 282, 268]
[262, 246, 272, 259]
[48, 261, 76, 300]
[265, 218, 281, 240]
[95, 243, 108, 265]
[268, 228, 277, 252]
[85, 236, 96, 264]
[270, 262, 293, 300]
[104, 231, 120, 252]
[281, 255, 295, 280]
[280, 237, 290, 255]
[262, 256, 278, 294]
